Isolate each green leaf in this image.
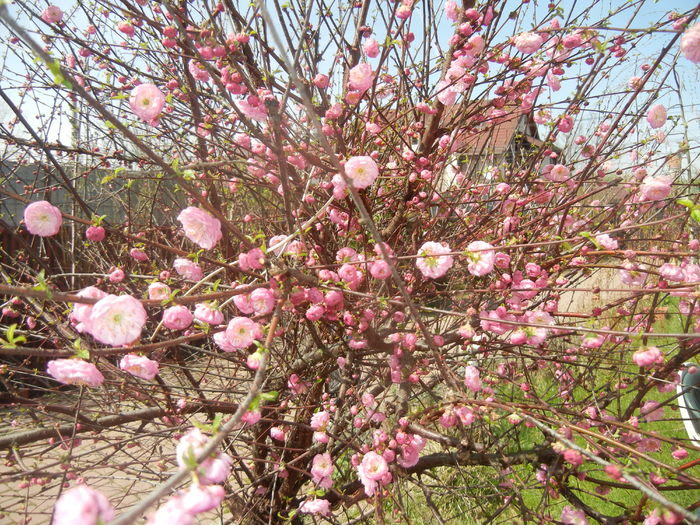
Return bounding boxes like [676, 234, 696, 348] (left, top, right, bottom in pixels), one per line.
[691, 208, 700, 223]
[677, 198, 695, 209]
[72, 339, 90, 359]
[33, 270, 52, 300]
[46, 59, 72, 89]
[104, 120, 117, 130]
[211, 413, 223, 433]
[2, 324, 27, 349]
[260, 391, 279, 402]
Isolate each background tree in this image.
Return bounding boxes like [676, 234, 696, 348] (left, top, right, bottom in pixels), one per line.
[1, 0, 700, 523]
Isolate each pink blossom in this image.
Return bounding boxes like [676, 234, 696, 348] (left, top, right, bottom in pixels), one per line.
[233, 292, 255, 314]
[345, 156, 379, 189]
[680, 24, 700, 63]
[370, 259, 391, 279]
[188, 61, 210, 82]
[363, 38, 379, 58]
[672, 448, 688, 460]
[306, 304, 325, 321]
[310, 410, 329, 430]
[595, 234, 618, 250]
[542, 164, 571, 182]
[620, 262, 646, 287]
[298, 499, 331, 517]
[561, 505, 589, 525]
[52, 484, 113, 525]
[181, 483, 225, 514]
[41, 5, 64, 24]
[270, 426, 286, 441]
[464, 365, 482, 392]
[311, 453, 334, 488]
[250, 288, 275, 315]
[331, 173, 348, 199]
[356, 451, 389, 496]
[147, 494, 194, 525]
[24, 201, 62, 237]
[163, 305, 193, 330]
[348, 63, 374, 92]
[88, 294, 148, 346]
[225, 317, 261, 348]
[129, 83, 165, 122]
[416, 241, 453, 279]
[640, 401, 664, 423]
[148, 282, 171, 301]
[239, 247, 265, 271]
[85, 226, 105, 242]
[514, 32, 543, 54]
[646, 104, 667, 129]
[395, 4, 412, 19]
[194, 303, 224, 325]
[312, 74, 329, 89]
[117, 20, 135, 37]
[444, 0, 459, 21]
[70, 286, 107, 334]
[176, 428, 233, 484]
[563, 449, 583, 466]
[213, 331, 237, 352]
[465, 241, 495, 277]
[47, 359, 104, 388]
[119, 354, 159, 380]
[130, 248, 149, 262]
[396, 433, 426, 468]
[288, 373, 308, 394]
[177, 207, 222, 250]
[660, 264, 685, 284]
[242, 410, 261, 425]
[632, 346, 664, 367]
[639, 176, 672, 201]
[108, 268, 125, 283]
[236, 95, 268, 120]
[173, 258, 203, 281]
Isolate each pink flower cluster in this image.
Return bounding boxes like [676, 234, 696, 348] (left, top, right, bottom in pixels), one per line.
[129, 83, 165, 123]
[344, 155, 379, 189]
[175, 428, 233, 484]
[177, 207, 222, 250]
[173, 258, 204, 281]
[163, 305, 193, 330]
[416, 241, 453, 278]
[298, 498, 331, 517]
[148, 484, 225, 525]
[233, 287, 275, 316]
[47, 359, 104, 388]
[219, 316, 262, 349]
[119, 354, 159, 380]
[681, 24, 700, 63]
[24, 201, 62, 237]
[465, 241, 495, 277]
[513, 32, 544, 54]
[310, 452, 334, 488]
[239, 247, 265, 271]
[89, 294, 148, 346]
[41, 5, 64, 24]
[632, 346, 664, 368]
[52, 484, 113, 525]
[356, 451, 391, 496]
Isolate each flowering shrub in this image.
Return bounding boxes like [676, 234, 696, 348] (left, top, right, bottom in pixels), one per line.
[0, 0, 699, 524]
